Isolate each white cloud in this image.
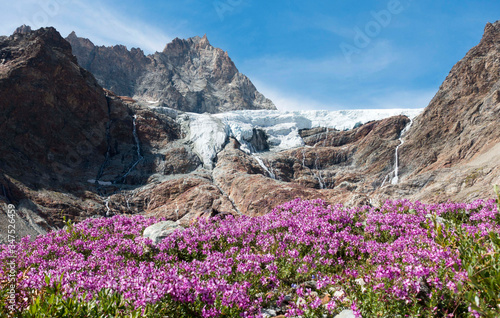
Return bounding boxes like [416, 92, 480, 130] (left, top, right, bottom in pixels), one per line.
[0, 0, 172, 54]
[67, 1, 171, 53]
[240, 38, 437, 111]
[313, 17, 357, 39]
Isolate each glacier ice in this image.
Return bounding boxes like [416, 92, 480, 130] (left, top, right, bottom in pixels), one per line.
[152, 107, 424, 169]
[187, 112, 229, 169]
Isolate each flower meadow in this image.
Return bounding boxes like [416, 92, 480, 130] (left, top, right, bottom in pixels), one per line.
[1, 196, 500, 317]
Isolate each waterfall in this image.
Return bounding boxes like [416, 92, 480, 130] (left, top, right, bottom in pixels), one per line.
[391, 118, 413, 185]
[301, 148, 325, 189]
[122, 115, 144, 180]
[94, 107, 112, 193]
[322, 128, 329, 147]
[91, 113, 145, 217]
[380, 174, 389, 188]
[104, 197, 112, 217]
[253, 155, 276, 179]
[132, 115, 142, 159]
[391, 144, 402, 185]
[313, 154, 325, 189]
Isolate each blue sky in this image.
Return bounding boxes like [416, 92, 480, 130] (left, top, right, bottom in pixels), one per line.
[1, 0, 499, 111]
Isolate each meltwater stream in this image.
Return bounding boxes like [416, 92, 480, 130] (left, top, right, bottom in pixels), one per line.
[391, 118, 413, 185]
[253, 155, 276, 179]
[122, 115, 144, 179]
[88, 114, 145, 216]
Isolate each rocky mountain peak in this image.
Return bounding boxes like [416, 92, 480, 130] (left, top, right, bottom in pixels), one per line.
[164, 34, 211, 53]
[190, 34, 211, 49]
[13, 25, 32, 35]
[66, 31, 92, 50]
[67, 30, 78, 39]
[1, 27, 77, 76]
[200, 33, 209, 45]
[482, 20, 500, 43]
[0, 25, 111, 191]
[66, 32, 275, 113]
[162, 37, 190, 55]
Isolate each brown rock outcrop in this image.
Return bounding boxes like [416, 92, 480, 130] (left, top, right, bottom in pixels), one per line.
[404, 21, 500, 174]
[0, 27, 115, 241]
[66, 31, 150, 97]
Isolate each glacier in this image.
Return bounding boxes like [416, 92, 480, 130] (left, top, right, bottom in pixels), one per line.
[151, 107, 424, 168]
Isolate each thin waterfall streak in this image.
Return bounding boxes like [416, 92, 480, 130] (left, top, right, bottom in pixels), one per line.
[122, 115, 144, 180]
[254, 155, 276, 179]
[391, 118, 413, 185]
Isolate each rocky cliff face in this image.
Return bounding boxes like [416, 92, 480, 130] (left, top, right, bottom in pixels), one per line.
[1, 22, 499, 243]
[406, 21, 500, 174]
[0, 26, 112, 240]
[0, 26, 108, 187]
[66, 33, 276, 113]
[374, 21, 500, 203]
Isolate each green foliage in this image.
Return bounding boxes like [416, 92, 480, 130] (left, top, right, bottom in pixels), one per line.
[495, 184, 500, 219]
[20, 275, 143, 318]
[457, 231, 500, 317]
[429, 196, 500, 318]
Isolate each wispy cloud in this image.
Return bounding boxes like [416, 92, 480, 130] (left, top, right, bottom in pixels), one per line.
[0, 0, 172, 54]
[240, 40, 425, 110]
[66, 0, 171, 53]
[312, 16, 357, 39]
[0, 1, 439, 112]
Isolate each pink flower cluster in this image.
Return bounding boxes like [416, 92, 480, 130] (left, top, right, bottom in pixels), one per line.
[1, 198, 498, 317]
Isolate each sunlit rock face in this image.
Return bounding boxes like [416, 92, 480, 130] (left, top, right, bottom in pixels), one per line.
[66, 33, 276, 114]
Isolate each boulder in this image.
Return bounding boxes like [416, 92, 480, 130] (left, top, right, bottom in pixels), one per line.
[334, 310, 356, 318]
[142, 220, 183, 244]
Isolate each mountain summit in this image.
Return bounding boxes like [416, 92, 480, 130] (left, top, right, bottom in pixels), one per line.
[66, 32, 276, 113]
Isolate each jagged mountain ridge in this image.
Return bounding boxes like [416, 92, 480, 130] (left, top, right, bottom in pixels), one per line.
[0, 22, 499, 244]
[66, 32, 276, 113]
